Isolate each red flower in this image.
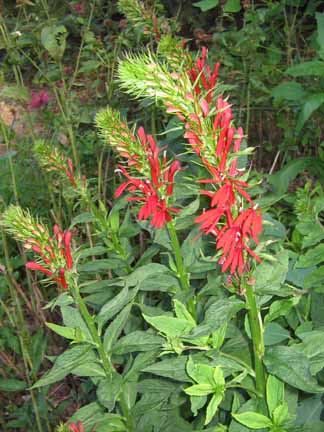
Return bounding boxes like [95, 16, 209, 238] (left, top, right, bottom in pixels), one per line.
[71, 2, 85, 14]
[188, 47, 220, 102]
[216, 208, 262, 275]
[24, 225, 73, 289]
[29, 90, 50, 110]
[65, 158, 77, 188]
[26, 262, 53, 277]
[114, 128, 181, 228]
[115, 166, 180, 229]
[69, 421, 84, 432]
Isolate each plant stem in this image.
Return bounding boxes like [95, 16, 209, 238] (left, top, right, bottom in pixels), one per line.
[74, 289, 113, 376]
[74, 286, 133, 429]
[245, 281, 266, 399]
[167, 220, 195, 316]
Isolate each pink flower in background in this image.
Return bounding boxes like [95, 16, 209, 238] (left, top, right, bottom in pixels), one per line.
[71, 2, 85, 14]
[29, 90, 50, 110]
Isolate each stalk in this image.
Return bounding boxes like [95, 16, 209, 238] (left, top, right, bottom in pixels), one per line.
[245, 281, 266, 399]
[73, 285, 133, 429]
[167, 220, 195, 316]
[74, 287, 113, 376]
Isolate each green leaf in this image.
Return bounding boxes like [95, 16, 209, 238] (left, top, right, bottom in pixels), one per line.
[46, 322, 77, 340]
[186, 357, 215, 385]
[232, 412, 272, 429]
[267, 158, 315, 196]
[141, 356, 190, 382]
[69, 402, 126, 432]
[267, 375, 285, 416]
[78, 258, 123, 272]
[205, 394, 223, 425]
[143, 314, 195, 338]
[264, 323, 290, 346]
[213, 366, 225, 387]
[296, 243, 324, 268]
[272, 403, 289, 426]
[112, 330, 164, 355]
[70, 212, 95, 227]
[265, 297, 300, 323]
[104, 304, 132, 352]
[97, 372, 123, 411]
[124, 263, 179, 292]
[78, 246, 108, 259]
[254, 250, 289, 294]
[297, 330, 324, 374]
[193, 0, 219, 12]
[223, 0, 241, 13]
[286, 60, 324, 77]
[203, 298, 245, 332]
[264, 346, 324, 393]
[296, 394, 323, 427]
[61, 305, 91, 340]
[184, 383, 214, 396]
[271, 81, 306, 102]
[316, 12, 324, 59]
[41, 25, 67, 61]
[211, 323, 227, 349]
[0, 85, 29, 102]
[190, 395, 207, 417]
[296, 93, 324, 133]
[174, 299, 196, 325]
[305, 266, 324, 289]
[31, 346, 94, 388]
[0, 378, 26, 392]
[97, 286, 131, 328]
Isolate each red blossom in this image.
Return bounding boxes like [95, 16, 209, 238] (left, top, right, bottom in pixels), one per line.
[216, 208, 262, 275]
[26, 262, 53, 277]
[69, 421, 84, 432]
[188, 47, 220, 102]
[24, 225, 73, 289]
[29, 90, 50, 110]
[71, 2, 85, 14]
[114, 128, 181, 228]
[184, 48, 263, 275]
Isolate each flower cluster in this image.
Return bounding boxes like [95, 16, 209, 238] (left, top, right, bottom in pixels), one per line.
[29, 89, 50, 110]
[118, 48, 262, 274]
[33, 140, 78, 188]
[185, 50, 262, 274]
[96, 109, 181, 228]
[1, 206, 73, 289]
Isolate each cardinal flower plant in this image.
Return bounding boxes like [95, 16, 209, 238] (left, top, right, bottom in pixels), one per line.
[1, 46, 296, 431]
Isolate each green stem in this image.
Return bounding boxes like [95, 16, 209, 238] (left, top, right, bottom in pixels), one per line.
[167, 221, 195, 316]
[74, 286, 133, 430]
[167, 220, 189, 291]
[74, 288, 113, 376]
[111, 231, 132, 274]
[245, 281, 266, 399]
